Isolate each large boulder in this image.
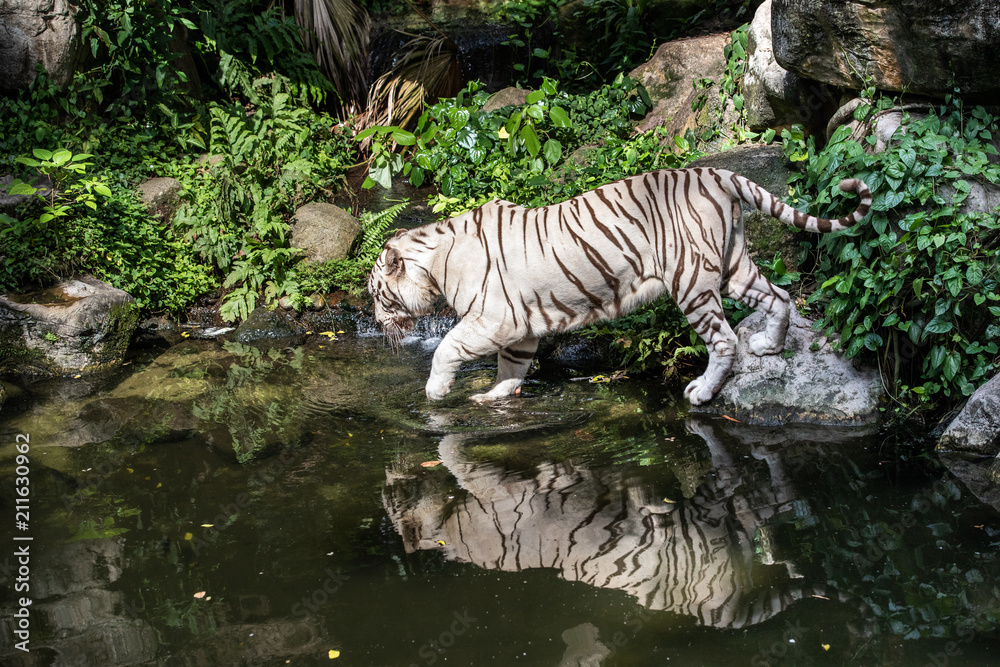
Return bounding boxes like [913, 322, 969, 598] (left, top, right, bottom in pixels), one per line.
[0, 0, 83, 92]
[482, 87, 531, 112]
[629, 32, 736, 142]
[937, 374, 1000, 456]
[0, 276, 138, 375]
[694, 310, 884, 426]
[742, 0, 836, 132]
[771, 0, 1000, 103]
[290, 202, 361, 263]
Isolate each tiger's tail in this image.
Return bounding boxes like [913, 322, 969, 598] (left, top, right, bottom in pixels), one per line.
[722, 170, 872, 234]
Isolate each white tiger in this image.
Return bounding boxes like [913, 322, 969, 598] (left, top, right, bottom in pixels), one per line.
[368, 168, 871, 404]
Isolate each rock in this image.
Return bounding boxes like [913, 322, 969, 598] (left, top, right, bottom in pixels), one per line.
[0, 276, 138, 375]
[688, 144, 801, 270]
[0, 172, 53, 211]
[771, 0, 1000, 103]
[695, 310, 884, 425]
[629, 33, 737, 144]
[482, 87, 531, 112]
[290, 202, 361, 263]
[742, 0, 835, 132]
[233, 306, 305, 345]
[937, 374, 1000, 456]
[137, 177, 183, 223]
[0, 0, 83, 92]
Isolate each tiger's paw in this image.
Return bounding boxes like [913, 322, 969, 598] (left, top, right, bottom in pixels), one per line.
[425, 376, 454, 401]
[470, 381, 522, 403]
[748, 331, 783, 356]
[683, 377, 716, 406]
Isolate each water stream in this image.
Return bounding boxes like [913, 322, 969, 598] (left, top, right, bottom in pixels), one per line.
[1, 321, 998, 665]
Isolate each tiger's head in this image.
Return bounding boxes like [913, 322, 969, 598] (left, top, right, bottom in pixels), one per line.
[368, 229, 440, 340]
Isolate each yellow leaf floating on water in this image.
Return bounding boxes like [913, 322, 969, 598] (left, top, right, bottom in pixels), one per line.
[822, 644, 830, 651]
[193, 591, 206, 599]
[421, 460, 443, 468]
[663, 498, 676, 503]
[182, 331, 190, 338]
[329, 649, 341, 659]
[201, 523, 213, 528]
[184, 532, 193, 541]
[319, 331, 337, 339]
[337, 330, 345, 334]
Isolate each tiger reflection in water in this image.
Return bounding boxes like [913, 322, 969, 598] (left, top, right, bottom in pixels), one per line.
[384, 418, 833, 629]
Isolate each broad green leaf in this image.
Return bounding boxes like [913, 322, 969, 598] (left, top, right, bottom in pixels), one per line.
[549, 106, 572, 128]
[542, 139, 562, 165]
[526, 90, 545, 105]
[32, 148, 53, 161]
[519, 124, 540, 157]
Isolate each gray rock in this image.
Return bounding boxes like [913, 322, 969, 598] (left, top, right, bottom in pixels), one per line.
[137, 177, 183, 223]
[0, 0, 83, 92]
[688, 144, 791, 196]
[742, 0, 835, 131]
[629, 33, 736, 143]
[772, 0, 1000, 102]
[290, 202, 361, 262]
[482, 87, 531, 112]
[695, 310, 884, 426]
[233, 306, 304, 344]
[937, 374, 1000, 456]
[0, 276, 138, 375]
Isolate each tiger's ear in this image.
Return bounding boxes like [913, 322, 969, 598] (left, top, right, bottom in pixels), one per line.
[385, 247, 404, 277]
[393, 229, 408, 239]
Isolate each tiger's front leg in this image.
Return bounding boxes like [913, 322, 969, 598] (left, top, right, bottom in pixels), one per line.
[425, 319, 506, 401]
[470, 337, 540, 403]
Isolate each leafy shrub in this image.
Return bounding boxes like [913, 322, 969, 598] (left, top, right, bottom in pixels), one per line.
[168, 85, 356, 322]
[361, 75, 692, 216]
[1, 149, 212, 311]
[784, 97, 1000, 411]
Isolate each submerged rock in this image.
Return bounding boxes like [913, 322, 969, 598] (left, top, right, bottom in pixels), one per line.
[695, 310, 884, 426]
[0, 276, 138, 375]
[234, 307, 305, 345]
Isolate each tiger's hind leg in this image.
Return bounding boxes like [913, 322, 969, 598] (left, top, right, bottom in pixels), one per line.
[679, 291, 738, 406]
[471, 337, 540, 403]
[725, 258, 791, 356]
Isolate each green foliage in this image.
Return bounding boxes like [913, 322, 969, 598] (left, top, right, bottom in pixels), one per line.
[584, 300, 707, 380]
[1, 149, 212, 311]
[784, 97, 1000, 412]
[78, 0, 196, 120]
[361, 75, 685, 216]
[199, 1, 334, 107]
[169, 85, 355, 322]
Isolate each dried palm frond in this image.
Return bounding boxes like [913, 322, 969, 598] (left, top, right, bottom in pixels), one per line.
[366, 31, 462, 130]
[294, 0, 371, 115]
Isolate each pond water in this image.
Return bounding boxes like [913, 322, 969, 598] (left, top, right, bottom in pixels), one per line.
[1, 319, 998, 666]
